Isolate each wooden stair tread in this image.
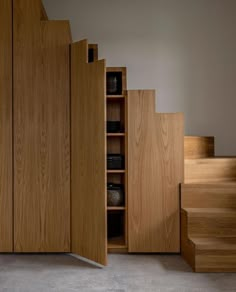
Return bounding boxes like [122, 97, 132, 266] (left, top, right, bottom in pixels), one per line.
[190, 237, 236, 250]
[182, 208, 236, 216]
[182, 182, 236, 187]
[186, 157, 236, 161]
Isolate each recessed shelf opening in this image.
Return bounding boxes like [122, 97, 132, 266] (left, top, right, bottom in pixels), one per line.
[106, 72, 123, 95]
[107, 210, 126, 248]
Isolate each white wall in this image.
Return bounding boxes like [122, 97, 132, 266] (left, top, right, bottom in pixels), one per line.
[43, 0, 236, 155]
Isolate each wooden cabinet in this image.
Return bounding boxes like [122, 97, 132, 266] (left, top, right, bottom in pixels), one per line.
[0, 0, 71, 253]
[0, 0, 184, 262]
[71, 40, 184, 265]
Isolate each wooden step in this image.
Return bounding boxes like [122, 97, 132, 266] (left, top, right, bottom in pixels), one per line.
[182, 208, 236, 237]
[191, 237, 236, 272]
[181, 183, 236, 208]
[185, 157, 236, 183]
[184, 136, 214, 159]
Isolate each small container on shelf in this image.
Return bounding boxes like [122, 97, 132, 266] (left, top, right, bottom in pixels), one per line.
[107, 121, 123, 133]
[106, 72, 122, 95]
[107, 183, 124, 207]
[107, 154, 125, 170]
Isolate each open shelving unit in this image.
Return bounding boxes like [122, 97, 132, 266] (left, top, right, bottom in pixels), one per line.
[106, 67, 128, 252]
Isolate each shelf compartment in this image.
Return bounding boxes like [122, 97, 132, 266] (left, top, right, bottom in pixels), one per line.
[107, 136, 125, 156]
[106, 67, 127, 96]
[88, 44, 98, 63]
[107, 172, 125, 185]
[107, 100, 125, 132]
[108, 236, 127, 249]
[107, 210, 126, 248]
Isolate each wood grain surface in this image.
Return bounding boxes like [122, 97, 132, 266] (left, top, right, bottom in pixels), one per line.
[71, 40, 107, 265]
[181, 183, 236, 208]
[13, 0, 71, 252]
[184, 208, 236, 237]
[127, 90, 184, 252]
[0, 0, 13, 252]
[184, 136, 214, 159]
[185, 158, 236, 183]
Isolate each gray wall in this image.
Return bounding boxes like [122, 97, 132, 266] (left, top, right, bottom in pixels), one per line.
[43, 0, 236, 155]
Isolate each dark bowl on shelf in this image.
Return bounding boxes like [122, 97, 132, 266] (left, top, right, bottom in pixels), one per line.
[107, 183, 124, 206]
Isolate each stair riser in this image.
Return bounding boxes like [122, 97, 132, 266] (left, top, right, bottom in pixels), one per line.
[184, 136, 214, 159]
[185, 159, 236, 183]
[181, 185, 236, 208]
[195, 254, 236, 272]
[188, 217, 236, 237]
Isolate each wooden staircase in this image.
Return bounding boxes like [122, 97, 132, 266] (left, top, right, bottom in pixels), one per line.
[181, 137, 236, 272]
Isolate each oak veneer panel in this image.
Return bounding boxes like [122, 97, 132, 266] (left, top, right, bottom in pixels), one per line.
[71, 40, 107, 265]
[127, 90, 184, 252]
[0, 0, 12, 252]
[184, 208, 236, 237]
[181, 211, 195, 270]
[185, 158, 236, 183]
[13, 0, 71, 252]
[184, 136, 214, 159]
[181, 183, 236, 208]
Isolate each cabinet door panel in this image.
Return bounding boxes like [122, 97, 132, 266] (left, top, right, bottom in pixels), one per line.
[127, 90, 184, 252]
[0, 0, 13, 252]
[71, 40, 107, 266]
[13, 0, 70, 252]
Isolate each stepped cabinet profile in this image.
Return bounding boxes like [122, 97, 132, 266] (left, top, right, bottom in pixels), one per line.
[0, 0, 184, 267]
[71, 39, 184, 265]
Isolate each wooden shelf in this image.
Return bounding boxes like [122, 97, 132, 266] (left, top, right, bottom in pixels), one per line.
[107, 206, 126, 211]
[107, 133, 125, 137]
[107, 170, 125, 174]
[108, 236, 127, 249]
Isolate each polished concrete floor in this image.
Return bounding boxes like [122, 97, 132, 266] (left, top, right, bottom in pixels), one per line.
[0, 254, 235, 292]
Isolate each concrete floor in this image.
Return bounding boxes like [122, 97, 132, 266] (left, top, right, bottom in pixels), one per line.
[0, 254, 235, 292]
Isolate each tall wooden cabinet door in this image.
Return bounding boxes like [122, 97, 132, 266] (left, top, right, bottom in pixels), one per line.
[0, 0, 13, 252]
[127, 90, 184, 253]
[71, 40, 107, 266]
[13, 0, 71, 252]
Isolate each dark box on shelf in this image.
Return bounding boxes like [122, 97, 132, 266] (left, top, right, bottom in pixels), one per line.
[107, 154, 124, 170]
[107, 121, 122, 133]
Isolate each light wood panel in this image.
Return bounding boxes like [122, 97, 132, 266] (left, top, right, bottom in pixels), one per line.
[181, 183, 236, 208]
[184, 136, 214, 159]
[185, 158, 236, 183]
[183, 208, 236, 237]
[0, 0, 13, 252]
[13, 0, 71, 252]
[71, 40, 107, 265]
[127, 90, 184, 252]
[181, 211, 195, 270]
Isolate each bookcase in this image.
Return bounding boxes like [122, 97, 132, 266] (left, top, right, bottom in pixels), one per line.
[106, 67, 128, 252]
